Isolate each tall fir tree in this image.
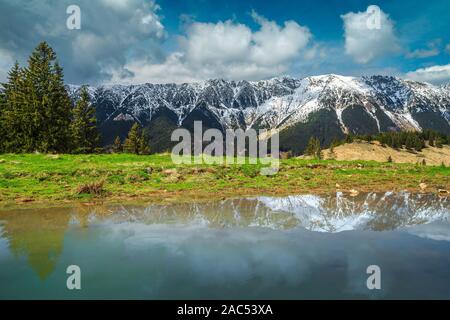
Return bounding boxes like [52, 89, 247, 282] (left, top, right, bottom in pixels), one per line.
[139, 128, 151, 155]
[0, 87, 3, 152]
[123, 123, 150, 155]
[47, 61, 73, 152]
[70, 86, 100, 153]
[123, 123, 141, 154]
[330, 138, 340, 154]
[1, 42, 74, 153]
[305, 136, 322, 159]
[113, 136, 123, 153]
[0, 62, 27, 152]
[0, 80, 5, 152]
[24, 42, 73, 152]
[0, 61, 21, 152]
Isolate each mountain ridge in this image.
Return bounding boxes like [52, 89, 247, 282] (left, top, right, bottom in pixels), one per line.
[67, 74, 450, 153]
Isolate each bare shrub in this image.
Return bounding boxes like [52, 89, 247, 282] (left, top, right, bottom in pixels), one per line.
[76, 179, 105, 195]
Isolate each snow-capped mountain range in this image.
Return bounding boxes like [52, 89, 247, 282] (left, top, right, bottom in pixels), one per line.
[92, 192, 449, 234]
[68, 74, 450, 152]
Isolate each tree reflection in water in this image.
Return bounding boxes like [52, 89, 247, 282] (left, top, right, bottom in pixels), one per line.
[0, 192, 448, 280]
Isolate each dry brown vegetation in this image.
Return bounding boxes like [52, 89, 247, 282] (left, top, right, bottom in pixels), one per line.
[322, 141, 450, 166]
[76, 179, 106, 196]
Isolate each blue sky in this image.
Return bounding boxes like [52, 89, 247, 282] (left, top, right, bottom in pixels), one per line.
[0, 0, 449, 85]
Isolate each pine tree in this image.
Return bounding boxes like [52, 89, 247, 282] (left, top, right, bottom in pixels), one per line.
[305, 137, 316, 156]
[123, 123, 151, 155]
[391, 134, 401, 149]
[405, 134, 414, 150]
[70, 86, 100, 153]
[414, 136, 425, 151]
[24, 42, 56, 152]
[139, 128, 151, 155]
[0, 62, 26, 152]
[305, 137, 322, 159]
[344, 133, 354, 144]
[123, 123, 141, 154]
[139, 136, 151, 155]
[0, 87, 5, 152]
[113, 136, 123, 153]
[331, 138, 340, 150]
[46, 61, 73, 152]
[329, 138, 341, 157]
[3, 42, 73, 153]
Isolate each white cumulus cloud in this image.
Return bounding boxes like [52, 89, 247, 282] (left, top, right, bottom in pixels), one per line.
[405, 64, 450, 85]
[116, 12, 313, 84]
[341, 5, 400, 64]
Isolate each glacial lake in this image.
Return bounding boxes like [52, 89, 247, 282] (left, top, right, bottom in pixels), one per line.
[0, 192, 449, 300]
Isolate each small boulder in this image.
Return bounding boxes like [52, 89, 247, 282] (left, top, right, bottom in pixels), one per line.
[162, 169, 177, 175]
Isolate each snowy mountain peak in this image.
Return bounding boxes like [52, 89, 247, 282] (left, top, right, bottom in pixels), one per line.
[67, 74, 450, 151]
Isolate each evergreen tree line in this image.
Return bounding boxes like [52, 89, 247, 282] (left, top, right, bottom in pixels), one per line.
[112, 123, 150, 155]
[0, 42, 150, 155]
[305, 129, 450, 159]
[0, 42, 99, 154]
[343, 130, 449, 151]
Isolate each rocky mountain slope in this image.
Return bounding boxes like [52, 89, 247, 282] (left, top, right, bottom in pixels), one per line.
[68, 74, 450, 153]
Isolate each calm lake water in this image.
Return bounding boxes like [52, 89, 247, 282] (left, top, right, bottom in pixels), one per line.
[0, 192, 449, 300]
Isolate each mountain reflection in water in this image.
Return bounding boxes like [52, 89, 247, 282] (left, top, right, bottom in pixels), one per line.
[0, 192, 448, 299]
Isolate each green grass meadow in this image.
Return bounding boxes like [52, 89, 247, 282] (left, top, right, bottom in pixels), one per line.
[0, 153, 448, 205]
